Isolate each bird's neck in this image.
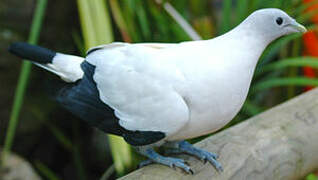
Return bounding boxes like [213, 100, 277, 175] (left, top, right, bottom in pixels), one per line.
[204, 25, 273, 90]
[225, 26, 271, 53]
[206, 27, 270, 70]
[224, 16, 279, 50]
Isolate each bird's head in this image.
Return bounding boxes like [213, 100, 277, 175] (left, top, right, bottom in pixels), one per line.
[240, 8, 307, 42]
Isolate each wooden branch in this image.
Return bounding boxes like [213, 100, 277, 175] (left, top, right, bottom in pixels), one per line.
[120, 88, 318, 180]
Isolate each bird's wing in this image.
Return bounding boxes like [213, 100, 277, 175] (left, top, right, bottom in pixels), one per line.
[86, 42, 127, 55]
[86, 45, 189, 136]
[86, 42, 178, 55]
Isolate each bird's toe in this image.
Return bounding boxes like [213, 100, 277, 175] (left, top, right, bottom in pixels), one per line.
[169, 158, 193, 174]
[206, 156, 223, 172]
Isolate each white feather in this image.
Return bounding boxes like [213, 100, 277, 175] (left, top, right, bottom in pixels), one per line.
[33, 53, 84, 82]
[51, 53, 84, 82]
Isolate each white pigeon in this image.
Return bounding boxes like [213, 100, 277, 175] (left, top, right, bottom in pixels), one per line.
[9, 8, 306, 174]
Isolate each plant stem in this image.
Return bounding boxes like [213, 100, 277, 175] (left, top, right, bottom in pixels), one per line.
[35, 161, 61, 180]
[221, 0, 232, 34]
[100, 164, 115, 180]
[156, 0, 202, 40]
[1, 0, 48, 165]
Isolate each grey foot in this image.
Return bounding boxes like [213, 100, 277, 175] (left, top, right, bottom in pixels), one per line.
[135, 147, 193, 174]
[165, 141, 223, 172]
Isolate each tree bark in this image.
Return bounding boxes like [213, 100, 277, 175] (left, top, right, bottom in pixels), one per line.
[120, 88, 318, 180]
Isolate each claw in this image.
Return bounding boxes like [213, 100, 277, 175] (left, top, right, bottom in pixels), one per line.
[205, 154, 223, 172]
[213, 162, 224, 172]
[170, 163, 175, 169]
[164, 157, 193, 174]
[214, 153, 219, 159]
[183, 166, 194, 174]
[184, 161, 190, 166]
[202, 158, 208, 164]
[135, 143, 222, 174]
[135, 147, 194, 174]
[175, 141, 223, 172]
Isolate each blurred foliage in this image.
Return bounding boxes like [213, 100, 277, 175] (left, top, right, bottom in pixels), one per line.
[77, 0, 132, 176]
[35, 160, 62, 180]
[307, 173, 318, 180]
[3, 0, 318, 179]
[2, 0, 48, 165]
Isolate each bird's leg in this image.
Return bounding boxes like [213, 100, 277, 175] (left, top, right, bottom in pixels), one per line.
[164, 140, 223, 172]
[135, 146, 194, 174]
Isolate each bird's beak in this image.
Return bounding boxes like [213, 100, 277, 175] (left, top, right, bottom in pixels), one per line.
[287, 21, 307, 33]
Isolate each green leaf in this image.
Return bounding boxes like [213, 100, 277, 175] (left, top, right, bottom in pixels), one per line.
[109, 0, 132, 42]
[235, 0, 248, 25]
[306, 174, 318, 180]
[135, 1, 151, 39]
[289, 0, 318, 17]
[255, 57, 318, 76]
[35, 161, 61, 180]
[241, 100, 264, 116]
[251, 77, 318, 94]
[121, 0, 140, 42]
[297, 9, 318, 23]
[258, 33, 302, 66]
[72, 30, 86, 56]
[100, 164, 115, 180]
[220, 0, 232, 34]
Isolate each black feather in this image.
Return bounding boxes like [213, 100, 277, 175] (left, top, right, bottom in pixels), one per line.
[86, 47, 103, 56]
[122, 131, 165, 146]
[56, 61, 165, 145]
[9, 42, 56, 63]
[56, 61, 121, 134]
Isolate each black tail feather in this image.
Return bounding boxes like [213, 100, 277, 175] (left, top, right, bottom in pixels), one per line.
[9, 42, 56, 64]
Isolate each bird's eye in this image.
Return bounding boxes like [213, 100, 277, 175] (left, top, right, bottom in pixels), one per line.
[276, 17, 283, 25]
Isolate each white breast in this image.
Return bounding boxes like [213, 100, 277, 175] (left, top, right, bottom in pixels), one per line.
[166, 38, 265, 141]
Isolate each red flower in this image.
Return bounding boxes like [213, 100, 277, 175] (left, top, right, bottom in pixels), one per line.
[303, 0, 318, 90]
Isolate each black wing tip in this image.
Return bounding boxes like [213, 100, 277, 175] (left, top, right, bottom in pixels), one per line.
[8, 42, 27, 55]
[122, 130, 166, 146]
[8, 42, 56, 63]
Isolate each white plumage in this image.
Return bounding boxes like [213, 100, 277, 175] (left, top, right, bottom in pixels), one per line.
[33, 53, 84, 82]
[85, 9, 306, 142]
